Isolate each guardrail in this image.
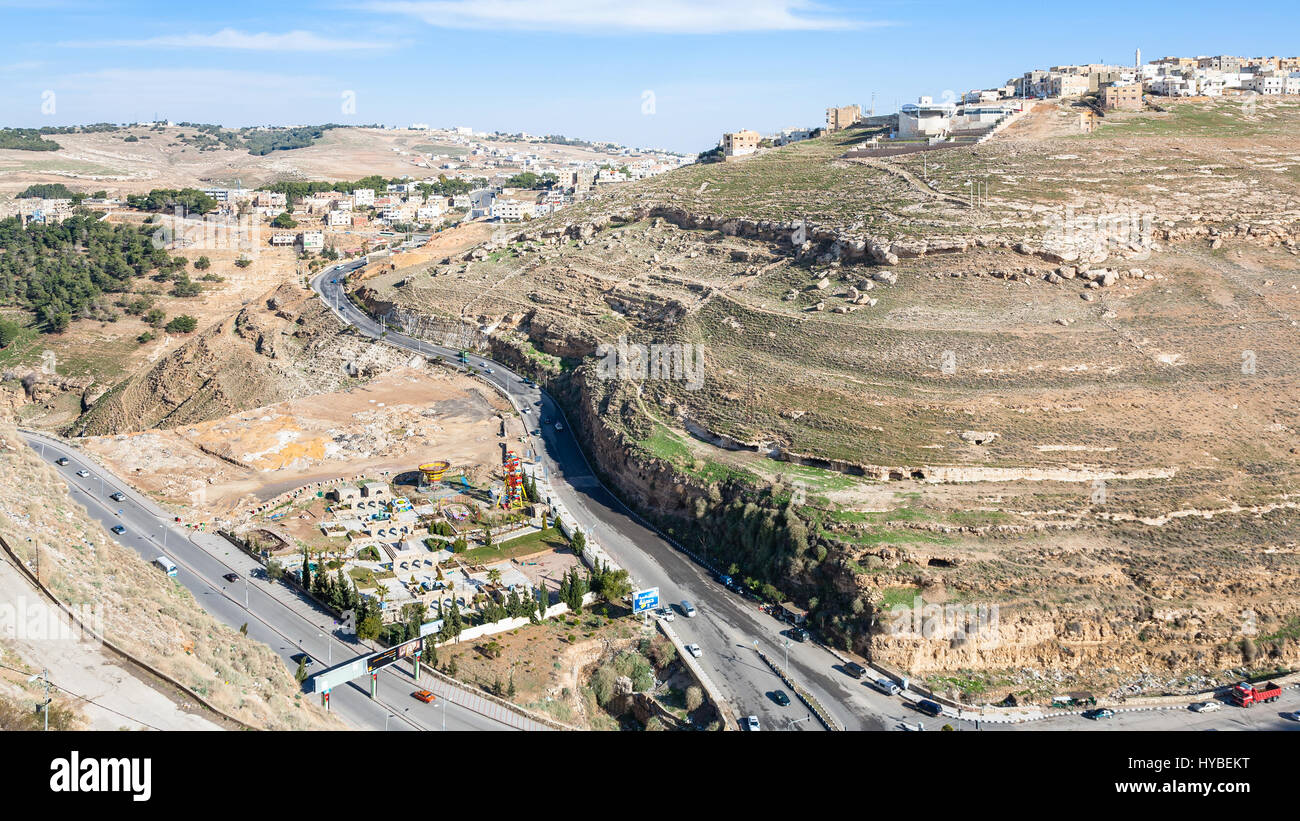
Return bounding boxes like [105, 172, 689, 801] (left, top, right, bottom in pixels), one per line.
[655, 619, 737, 730]
[754, 648, 841, 731]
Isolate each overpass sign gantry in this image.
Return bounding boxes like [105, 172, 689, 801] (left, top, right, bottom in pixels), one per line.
[308, 634, 431, 710]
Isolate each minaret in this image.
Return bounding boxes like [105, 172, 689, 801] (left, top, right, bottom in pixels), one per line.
[1135, 47, 1141, 71]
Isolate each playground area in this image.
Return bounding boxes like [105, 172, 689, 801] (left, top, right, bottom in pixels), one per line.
[243, 446, 580, 625]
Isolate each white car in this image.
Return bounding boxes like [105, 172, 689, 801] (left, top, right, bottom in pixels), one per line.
[554, 422, 564, 431]
[655, 607, 674, 622]
[75, 469, 91, 478]
[685, 644, 702, 659]
[522, 407, 530, 413]
[1190, 701, 1222, 713]
[745, 715, 760, 731]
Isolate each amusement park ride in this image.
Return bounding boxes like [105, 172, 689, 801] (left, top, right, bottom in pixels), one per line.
[503, 451, 524, 509]
[417, 455, 524, 510]
[418, 461, 450, 485]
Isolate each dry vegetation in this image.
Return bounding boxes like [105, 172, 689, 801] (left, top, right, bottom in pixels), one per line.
[367, 97, 1300, 701]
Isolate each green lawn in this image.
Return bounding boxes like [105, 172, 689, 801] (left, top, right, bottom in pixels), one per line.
[460, 526, 568, 564]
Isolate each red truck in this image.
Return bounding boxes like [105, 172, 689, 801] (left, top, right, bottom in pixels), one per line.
[1230, 681, 1282, 707]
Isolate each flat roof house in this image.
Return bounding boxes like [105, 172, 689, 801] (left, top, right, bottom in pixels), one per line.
[722, 129, 761, 158]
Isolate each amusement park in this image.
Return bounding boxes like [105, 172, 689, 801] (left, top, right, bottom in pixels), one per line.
[234, 444, 584, 638]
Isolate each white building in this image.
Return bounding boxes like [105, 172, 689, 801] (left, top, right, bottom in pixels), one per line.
[1245, 73, 1285, 95]
[352, 188, 375, 207]
[300, 231, 324, 251]
[898, 96, 956, 140]
[492, 198, 535, 221]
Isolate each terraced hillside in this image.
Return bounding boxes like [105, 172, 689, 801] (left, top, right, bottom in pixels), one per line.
[366, 97, 1300, 704]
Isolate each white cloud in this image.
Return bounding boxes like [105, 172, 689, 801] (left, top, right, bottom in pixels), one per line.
[360, 0, 878, 33]
[60, 28, 387, 51]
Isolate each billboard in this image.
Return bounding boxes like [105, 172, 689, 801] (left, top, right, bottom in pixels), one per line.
[632, 587, 660, 615]
[366, 637, 422, 673]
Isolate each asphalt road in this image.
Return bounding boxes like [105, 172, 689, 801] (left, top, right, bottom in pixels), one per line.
[22, 431, 518, 732]
[314, 262, 899, 731]
[314, 260, 1300, 734]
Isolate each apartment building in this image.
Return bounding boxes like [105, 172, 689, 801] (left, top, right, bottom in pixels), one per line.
[352, 188, 375, 207]
[1102, 82, 1143, 110]
[825, 104, 861, 132]
[1047, 72, 1091, 98]
[1245, 73, 1286, 95]
[1198, 55, 1242, 72]
[492, 198, 536, 222]
[300, 231, 324, 251]
[722, 129, 761, 157]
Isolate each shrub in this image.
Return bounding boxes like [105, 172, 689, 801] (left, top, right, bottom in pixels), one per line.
[164, 315, 197, 334]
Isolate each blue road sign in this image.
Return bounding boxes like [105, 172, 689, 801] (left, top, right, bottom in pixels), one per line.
[632, 587, 660, 614]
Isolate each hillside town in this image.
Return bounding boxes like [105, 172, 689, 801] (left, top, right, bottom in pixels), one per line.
[717, 50, 1300, 159]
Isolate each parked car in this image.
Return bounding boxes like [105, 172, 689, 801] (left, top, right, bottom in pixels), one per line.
[844, 662, 867, 679]
[770, 690, 791, 707]
[108, 492, 126, 502]
[75, 469, 90, 478]
[685, 644, 702, 658]
[554, 422, 564, 431]
[790, 627, 809, 642]
[1189, 701, 1221, 713]
[916, 699, 944, 717]
[412, 690, 437, 704]
[110, 525, 126, 535]
[1287, 711, 1300, 722]
[1082, 708, 1115, 720]
[745, 715, 760, 731]
[871, 678, 901, 696]
[55, 457, 69, 466]
[681, 600, 697, 618]
[654, 607, 674, 622]
[222, 572, 240, 583]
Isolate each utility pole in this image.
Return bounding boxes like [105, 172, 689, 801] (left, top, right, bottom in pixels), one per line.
[30, 670, 51, 731]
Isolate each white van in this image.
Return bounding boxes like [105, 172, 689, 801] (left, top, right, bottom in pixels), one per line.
[681, 600, 697, 618]
[872, 677, 901, 696]
[154, 556, 178, 577]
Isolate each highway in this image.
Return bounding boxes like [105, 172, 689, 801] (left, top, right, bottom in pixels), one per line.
[314, 260, 1300, 734]
[314, 261, 897, 731]
[21, 430, 520, 732]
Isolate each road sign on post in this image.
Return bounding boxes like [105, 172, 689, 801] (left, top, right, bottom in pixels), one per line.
[632, 587, 660, 615]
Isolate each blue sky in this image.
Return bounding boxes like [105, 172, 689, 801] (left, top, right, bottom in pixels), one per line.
[2, 0, 1298, 152]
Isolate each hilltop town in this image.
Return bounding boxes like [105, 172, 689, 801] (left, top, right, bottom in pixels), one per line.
[3, 42, 1300, 738]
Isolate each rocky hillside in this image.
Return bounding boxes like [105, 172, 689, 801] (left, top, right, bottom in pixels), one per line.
[365, 97, 1300, 703]
[74, 282, 418, 436]
[0, 418, 340, 729]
